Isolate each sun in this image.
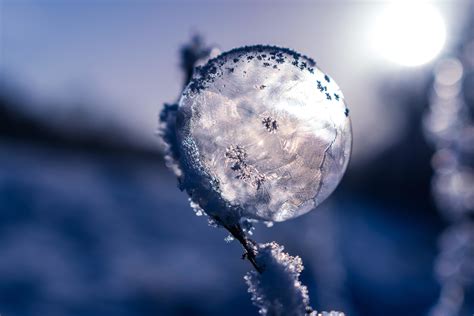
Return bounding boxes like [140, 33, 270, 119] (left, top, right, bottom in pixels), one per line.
[373, 2, 447, 67]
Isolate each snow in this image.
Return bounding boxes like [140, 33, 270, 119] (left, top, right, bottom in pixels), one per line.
[244, 242, 310, 316]
[244, 242, 344, 316]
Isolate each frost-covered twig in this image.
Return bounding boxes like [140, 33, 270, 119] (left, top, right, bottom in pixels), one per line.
[159, 36, 349, 316]
[245, 242, 346, 316]
[245, 242, 310, 315]
[224, 223, 263, 273]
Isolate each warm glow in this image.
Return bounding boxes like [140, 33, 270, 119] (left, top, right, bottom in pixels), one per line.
[373, 2, 446, 67]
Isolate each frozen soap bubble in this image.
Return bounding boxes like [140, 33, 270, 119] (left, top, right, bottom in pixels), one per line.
[175, 45, 351, 223]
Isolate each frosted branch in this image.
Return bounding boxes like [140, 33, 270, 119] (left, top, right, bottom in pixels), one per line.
[244, 242, 344, 316]
[160, 36, 347, 316]
[244, 242, 310, 316]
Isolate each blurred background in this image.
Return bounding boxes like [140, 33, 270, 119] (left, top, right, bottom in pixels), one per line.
[1, 1, 473, 315]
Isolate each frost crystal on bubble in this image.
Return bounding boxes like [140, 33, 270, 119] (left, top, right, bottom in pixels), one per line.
[176, 45, 352, 223]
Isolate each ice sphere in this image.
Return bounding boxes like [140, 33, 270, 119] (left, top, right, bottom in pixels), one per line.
[176, 45, 352, 223]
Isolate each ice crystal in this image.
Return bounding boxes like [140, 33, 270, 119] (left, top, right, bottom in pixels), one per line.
[312, 312, 345, 316]
[244, 242, 310, 316]
[245, 242, 344, 316]
[159, 103, 182, 178]
[189, 198, 205, 216]
[176, 46, 352, 223]
[224, 234, 235, 243]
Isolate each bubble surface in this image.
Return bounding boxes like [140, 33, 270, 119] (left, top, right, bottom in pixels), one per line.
[177, 46, 351, 222]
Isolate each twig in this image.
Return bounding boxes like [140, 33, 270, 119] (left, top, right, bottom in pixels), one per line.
[224, 223, 264, 273]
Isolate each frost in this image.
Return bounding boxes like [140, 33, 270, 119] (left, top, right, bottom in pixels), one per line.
[263, 221, 274, 228]
[244, 242, 345, 316]
[312, 312, 345, 316]
[244, 242, 310, 316]
[224, 234, 235, 243]
[189, 198, 205, 216]
[241, 218, 257, 235]
[160, 40, 348, 316]
[207, 217, 220, 228]
[176, 45, 352, 224]
[158, 103, 182, 179]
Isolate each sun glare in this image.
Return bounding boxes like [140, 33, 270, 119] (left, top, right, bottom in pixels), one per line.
[373, 2, 447, 67]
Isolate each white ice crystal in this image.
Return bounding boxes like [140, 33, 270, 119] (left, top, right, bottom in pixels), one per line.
[244, 242, 310, 316]
[176, 46, 352, 223]
[244, 242, 344, 316]
[313, 312, 345, 316]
